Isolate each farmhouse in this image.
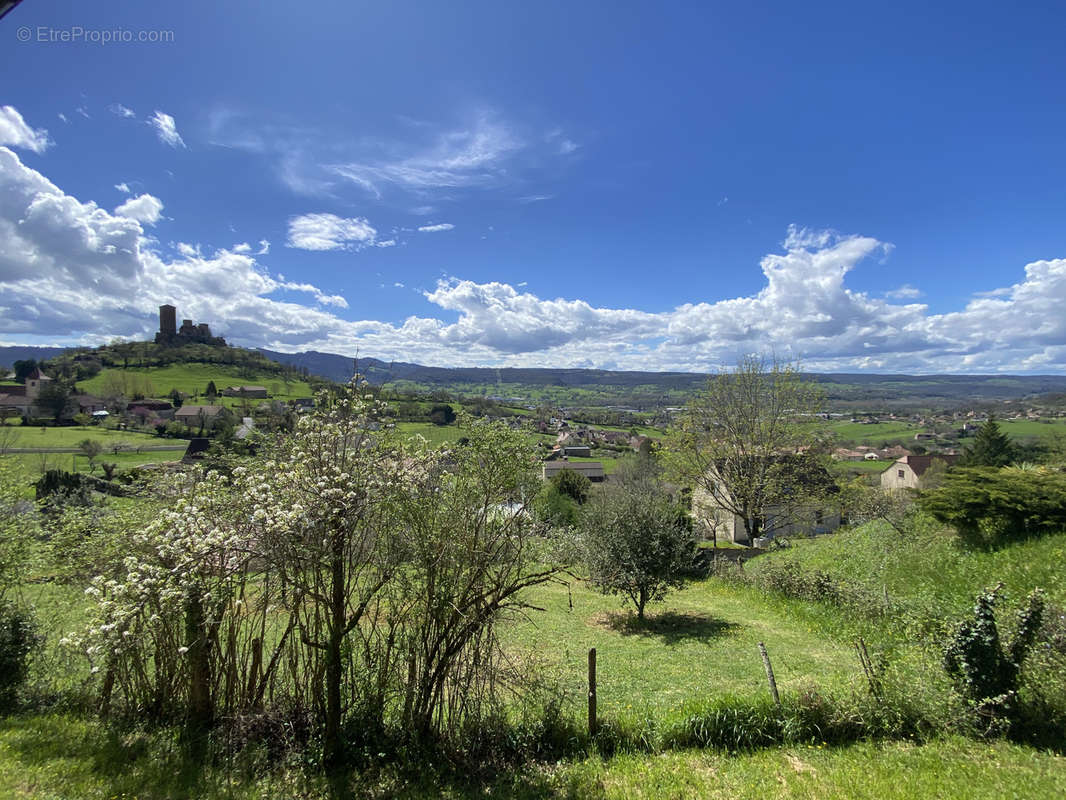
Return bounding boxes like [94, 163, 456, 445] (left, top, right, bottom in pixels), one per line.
[223, 385, 269, 399]
[880, 454, 958, 490]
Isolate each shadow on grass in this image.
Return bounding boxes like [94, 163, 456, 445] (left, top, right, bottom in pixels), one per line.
[1, 713, 569, 799]
[596, 610, 740, 644]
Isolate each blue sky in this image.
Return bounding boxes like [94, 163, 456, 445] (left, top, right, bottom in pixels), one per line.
[2, 0, 1066, 372]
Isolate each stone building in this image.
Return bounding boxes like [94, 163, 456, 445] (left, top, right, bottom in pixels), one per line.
[154, 304, 226, 346]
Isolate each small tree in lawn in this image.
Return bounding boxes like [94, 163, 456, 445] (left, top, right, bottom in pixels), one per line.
[77, 438, 103, 472]
[581, 469, 696, 620]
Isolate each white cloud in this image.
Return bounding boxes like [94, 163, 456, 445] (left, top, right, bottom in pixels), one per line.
[256, 239, 270, 255]
[114, 193, 164, 225]
[232, 242, 252, 253]
[517, 194, 553, 203]
[558, 139, 579, 155]
[286, 213, 378, 251]
[114, 182, 131, 194]
[330, 111, 523, 196]
[110, 104, 136, 119]
[57, 113, 68, 124]
[417, 223, 455, 233]
[0, 106, 51, 154]
[148, 111, 185, 148]
[6, 145, 1066, 373]
[885, 284, 923, 300]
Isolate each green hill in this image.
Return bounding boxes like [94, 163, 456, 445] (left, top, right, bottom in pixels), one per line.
[77, 363, 315, 405]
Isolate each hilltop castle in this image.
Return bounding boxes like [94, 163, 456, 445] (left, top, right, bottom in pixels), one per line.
[154, 304, 227, 347]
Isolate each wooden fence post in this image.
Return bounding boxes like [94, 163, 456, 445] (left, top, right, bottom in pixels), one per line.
[757, 641, 780, 708]
[588, 647, 597, 737]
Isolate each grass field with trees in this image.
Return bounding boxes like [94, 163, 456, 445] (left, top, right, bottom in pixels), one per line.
[1, 356, 1064, 798]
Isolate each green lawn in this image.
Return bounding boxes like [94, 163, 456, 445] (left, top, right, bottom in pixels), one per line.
[502, 577, 858, 720]
[0, 716, 1061, 799]
[565, 455, 626, 474]
[395, 421, 467, 447]
[998, 417, 1066, 440]
[77, 364, 314, 403]
[826, 421, 921, 445]
[0, 424, 162, 450]
[2, 450, 182, 478]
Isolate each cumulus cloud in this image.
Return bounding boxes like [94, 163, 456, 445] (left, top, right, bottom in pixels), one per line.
[5, 144, 1066, 373]
[417, 222, 455, 233]
[0, 106, 51, 154]
[886, 284, 922, 299]
[114, 193, 164, 225]
[286, 213, 378, 251]
[148, 111, 185, 148]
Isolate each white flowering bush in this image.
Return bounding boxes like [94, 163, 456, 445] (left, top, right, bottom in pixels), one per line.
[73, 380, 569, 763]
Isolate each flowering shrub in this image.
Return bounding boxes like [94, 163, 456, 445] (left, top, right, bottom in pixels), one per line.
[71, 381, 567, 765]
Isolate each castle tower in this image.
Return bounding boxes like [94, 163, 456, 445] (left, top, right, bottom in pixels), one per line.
[159, 304, 177, 337]
[25, 367, 51, 401]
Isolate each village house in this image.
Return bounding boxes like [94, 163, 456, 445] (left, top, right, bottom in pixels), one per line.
[880, 454, 959, 490]
[174, 404, 230, 431]
[692, 457, 841, 546]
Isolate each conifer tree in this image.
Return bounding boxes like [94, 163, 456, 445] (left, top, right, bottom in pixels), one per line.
[965, 415, 1014, 467]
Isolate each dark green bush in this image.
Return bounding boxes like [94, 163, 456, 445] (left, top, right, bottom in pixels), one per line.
[942, 584, 1045, 735]
[920, 467, 1066, 549]
[0, 603, 42, 711]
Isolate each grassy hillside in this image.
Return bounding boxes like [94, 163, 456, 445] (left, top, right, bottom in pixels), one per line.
[77, 364, 314, 404]
[748, 520, 1066, 618]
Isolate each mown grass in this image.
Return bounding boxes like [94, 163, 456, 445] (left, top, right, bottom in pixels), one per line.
[999, 418, 1066, 440]
[501, 577, 859, 721]
[0, 425, 163, 450]
[0, 715, 1062, 799]
[825, 421, 921, 444]
[394, 421, 466, 447]
[1, 451, 183, 484]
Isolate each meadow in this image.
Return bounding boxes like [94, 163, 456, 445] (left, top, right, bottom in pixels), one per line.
[77, 364, 315, 405]
[0, 423, 166, 451]
[4, 545, 1064, 799]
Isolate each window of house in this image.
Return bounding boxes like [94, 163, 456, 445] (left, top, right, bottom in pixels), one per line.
[897, 469, 905, 478]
